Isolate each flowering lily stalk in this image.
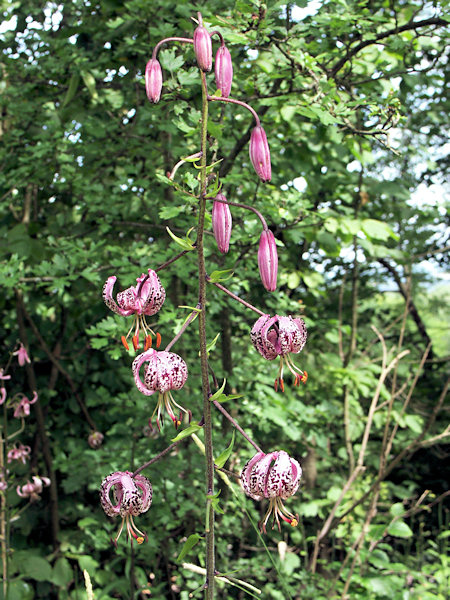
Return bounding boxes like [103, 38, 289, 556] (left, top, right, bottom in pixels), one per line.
[251, 314, 307, 391]
[193, 14, 212, 72]
[103, 268, 165, 351]
[258, 229, 278, 291]
[11, 391, 38, 418]
[145, 59, 163, 103]
[249, 125, 271, 182]
[132, 349, 189, 429]
[214, 45, 233, 97]
[212, 193, 232, 254]
[241, 450, 301, 532]
[100, 471, 152, 546]
[7, 443, 31, 464]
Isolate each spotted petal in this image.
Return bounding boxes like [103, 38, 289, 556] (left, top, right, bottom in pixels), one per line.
[103, 276, 135, 316]
[132, 350, 157, 396]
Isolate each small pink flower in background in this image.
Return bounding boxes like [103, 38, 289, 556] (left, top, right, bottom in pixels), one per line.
[0, 369, 11, 381]
[103, 268, 166, 352]
[7, 443, 31, 464]
[0, 387, 6, 405]
[132, 349, 189, 429]
[0, 473, 7, 492]
[258, 230, 278, 291]
[12, 392, 38, 418]
[241, 450, 301, 532]
[212, 194, 232, 254]
[13, 343, 31, 367]
[215, 45, 233, 98]
[145, 59, 163, 103]
[17, 475, 51, 502]
[193, 20, 212, 72]
[251, 314, 307, 391]
[100, 470, 152, 546]
[88, 431, 104, 449]
[249, 125, 271, 182]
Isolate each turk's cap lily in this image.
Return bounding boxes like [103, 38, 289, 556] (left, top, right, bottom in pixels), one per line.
[13, 343, 31, 367]
[100, 470, 152, 545]
[17, 475, 51, 502]
[241, 450, 301, 532]
[258, 230, 278, 292]
[214, 45, 233, 98]
[193, 23, 212, 72]
[103, 269, 165, 352]
[88, 431, 104, 449]
[132, 350, 190, 429]
[212, 194, 232, 254]
[251, 314, 307, 390]
[145, 58, 163, 103]
[249, 125, 271, 183]
[12, 392, 38, 418]
[7, 443, 31, 464]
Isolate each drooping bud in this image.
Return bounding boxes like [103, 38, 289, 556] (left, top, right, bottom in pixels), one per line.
[194, 24, 212, 72]
[145, 59, 163, 103]
[214, 45, 233, 98]
[258, 229, 278, 291]
[212, 193, 232, 254]
[249, 126, 271, 182]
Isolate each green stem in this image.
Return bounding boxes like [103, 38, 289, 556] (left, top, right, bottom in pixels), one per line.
[198, 69, 215, 599]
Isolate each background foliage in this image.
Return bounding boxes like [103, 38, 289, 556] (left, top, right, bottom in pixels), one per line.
[0, 0, 449, 598]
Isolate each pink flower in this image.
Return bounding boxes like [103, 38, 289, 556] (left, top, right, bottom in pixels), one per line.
[258, 230, 278, 291]
[7, 443, 31, 464]
[145, 59, 163, 103]
[13, 344, 31, 367]
[0, 473, 7, 491]
[17, 475, 50, 502]
[249, 126, 271, 182]
[103, 268, 165, 351]
[132, 350, 189, 429]
[0, 388, 6, 406]
[241, 450, 301, 532]
[212, 194, 232, 254]
[88, 431, 104, 449]
[250, 314, 307, 391]
[214, 45, 233, 98]
[13, 392, 38, 418]
[0, 369, 11, 381]
[193, 23, 212, 72]
[100, 471, 152, 546]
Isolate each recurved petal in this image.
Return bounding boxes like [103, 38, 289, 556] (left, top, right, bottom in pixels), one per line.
[241, 451, 266, 500]
[250, 314, 279, 360]
[103, 276, 135, 316]
[141, 269, 166, 316]
[132, 350, 157, 396]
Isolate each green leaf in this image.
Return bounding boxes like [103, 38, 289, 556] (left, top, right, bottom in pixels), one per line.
[208, 269, 234, 283]
[387, 520, 413, 538]
[209, 379, 226, 402]
[215, 431, 235, 468]
[362, 218, 398, 241]
[21, 556, 52, 582]
[205, 333, 220, 354]
[62, 73, 80, 107]
[171, 423, 203, 442]
[176, 534, 202, 562]
[51, 557, 73, 586]
[166, 227, 195, 251]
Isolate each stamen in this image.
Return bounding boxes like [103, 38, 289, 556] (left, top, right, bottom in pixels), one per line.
[144, 335, 152, 351]
[132, 335, 139, 351]
[156, 332, 162, 348]
[301, 371, 308, 383]
[274, 378, 278, 392]
[121, 336, 130, 351]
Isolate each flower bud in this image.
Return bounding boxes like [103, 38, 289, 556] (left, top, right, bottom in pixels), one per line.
[258, 229, 278, 291]
[145, 59, 163, 103]
[212, 194, 232, 254]
[194, 25, 212, 72]
[214, 46, 233, 98]
[249, 126, 271, 182]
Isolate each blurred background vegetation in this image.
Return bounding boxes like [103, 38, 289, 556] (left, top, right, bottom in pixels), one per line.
[0, 0, 448, 598]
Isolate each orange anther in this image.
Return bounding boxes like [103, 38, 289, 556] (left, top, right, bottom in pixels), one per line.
[156, 332, 162, 348]
[121, 336, 130, 351]
[144, 335, 152, 351]
[132, 335, 139, 351]
[280, 379, 285, 393]
[274, 379, 278, 392]
[301, 371, 308, 383]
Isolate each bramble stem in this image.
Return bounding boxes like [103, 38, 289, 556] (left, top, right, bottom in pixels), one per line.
[132, 442, 180, 477]
[206, 277, 266, 316]
[164, 305, 201, 352]
[198, 69, 215, 599]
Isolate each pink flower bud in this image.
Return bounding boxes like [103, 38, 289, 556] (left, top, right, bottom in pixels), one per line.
[214, 46, 233, 98]
[258, 230, 278, 292]
[212, 194, 232, 254]
[145, 59, 163, 103]
[194, 25, 212, 72]
[249, 126, 271, 182]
